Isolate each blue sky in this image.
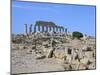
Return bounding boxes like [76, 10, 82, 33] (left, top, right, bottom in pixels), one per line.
[12, 0, 96, 36]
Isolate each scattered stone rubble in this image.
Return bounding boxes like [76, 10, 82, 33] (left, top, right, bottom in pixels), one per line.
[11, 32, 96, 74]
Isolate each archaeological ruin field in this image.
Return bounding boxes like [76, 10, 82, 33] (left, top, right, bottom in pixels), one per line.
[11, 21, 96, 74]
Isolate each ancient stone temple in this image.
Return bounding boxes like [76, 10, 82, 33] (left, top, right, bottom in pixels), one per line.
[34, 21, 67, 33]
[25, 21, 67, 34]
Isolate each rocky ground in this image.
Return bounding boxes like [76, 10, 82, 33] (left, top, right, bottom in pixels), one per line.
[11, 33, 96, 74]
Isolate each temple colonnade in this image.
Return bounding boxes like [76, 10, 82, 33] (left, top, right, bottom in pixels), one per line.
[24, 21, 67, 34]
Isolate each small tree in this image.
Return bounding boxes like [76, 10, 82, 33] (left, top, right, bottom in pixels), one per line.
[72, 31, 83, 39]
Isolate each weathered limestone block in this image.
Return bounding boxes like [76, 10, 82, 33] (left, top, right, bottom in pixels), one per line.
[79, 57, 95, 70]
[78, 63, 87, 70]
[55, 58, 65, 64]
[12, 46, 19, 50]
[82, 45, 88, 51]
[78, 49, 84, 59]
[18, 46, 24, 50]
[31, 45, 36, 49]
[65, 48, 81, 65]
[80, 57, 89, 65]
[88, 57, 95, 63]
[66, 55, 72, 64]
[64, 47, 68, 56]
[70, 64, 79, 70]
[93, 49, 96, 57]
[35, 53, 45, 59]
[36, 45, 42, 49]
[54, 49, 65, 60]
[42, 46, 47, 53]
[82, 45, 93, 51]
[26, 49, 33, 54]
[88, 62, 95, 69]
[62, 64, 75, 71]
[62, 64, 70, 70]
[71, 59, 79, 65]
[65, 47, 73, 55]
[46, 48, 54, 58]
[72, 51, 78, 60]
[84, 51, 94, 58]
[23, 46, 28, 49]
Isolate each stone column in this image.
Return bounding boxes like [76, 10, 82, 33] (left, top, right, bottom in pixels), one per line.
[65, 28, 67, 33]
[38, 25, 40, 32]
[62, 28, 64, 32]
[59, 27, 61, 32]
[58, 26, 60, 32]
[53, 26, 55, 32]
[25, 24, 27, 34]
[42, 25, 44, 32]
[29, 24, 32, 34]
[49, 26, 52, 32]
[34, 25, 36, 32]
[61, 28, 62, 32]
[46, 25, 48, 32]
[56, 26, 58, 32]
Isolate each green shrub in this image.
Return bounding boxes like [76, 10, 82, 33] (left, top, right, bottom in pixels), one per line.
[72, 31, 83, 39]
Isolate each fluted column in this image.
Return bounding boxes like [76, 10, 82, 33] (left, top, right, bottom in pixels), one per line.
[34, 25, 36, 32]
[62, 28, 64, 32]
[49, 26, 52, 32]
[55, 26, 58, 32]
[46, 25, 48, 32]
[61, 27, 64, 32]
[25, 24, 27, 34]
[53, 26, 55, 32]
[65, 28, 67, 33]
[58, 26, 60, 32]
[42, 25, 44, 32]
[59, 27, 61, 32]
[29, 24, 32, 34]
[38, 25, 40, 32]
[59, 26, 61, 32]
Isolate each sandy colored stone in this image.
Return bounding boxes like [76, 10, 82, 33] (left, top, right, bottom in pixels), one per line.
[84, 51, 93, 58]
[78, 63, 87, 70]
[11, 32, 96, 74]
[80, 57, 89, 65]
[88, 62, 95, 69]
[54, 48, 65, 60]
